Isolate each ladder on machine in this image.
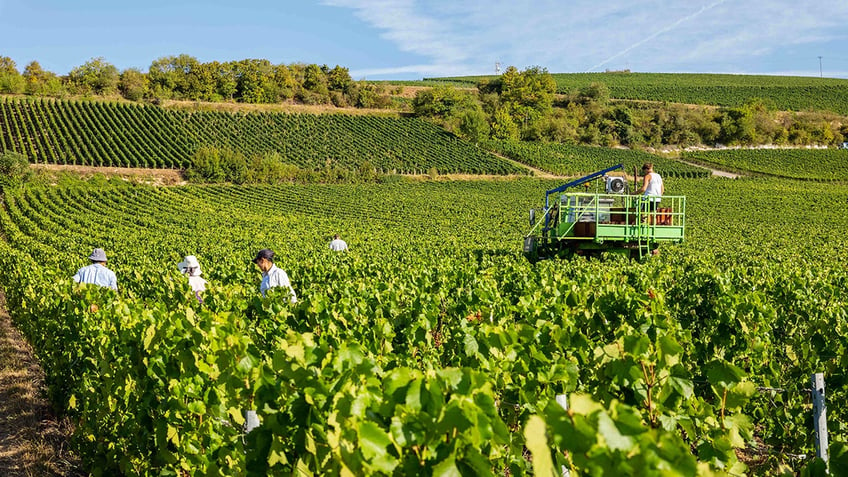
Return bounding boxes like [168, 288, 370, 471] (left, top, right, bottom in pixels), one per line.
[635, 197, 652, 259]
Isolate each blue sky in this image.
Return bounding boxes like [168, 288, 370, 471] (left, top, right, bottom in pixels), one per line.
[2, 0, 848, 79]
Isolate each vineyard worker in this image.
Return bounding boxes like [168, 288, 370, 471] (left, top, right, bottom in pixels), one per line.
[178, 255, 207, 303]
[72, 248, 118, 291]
[329, 234, 348, 252]
[253, 249, 297, 303]
[634, 162, 664, 211]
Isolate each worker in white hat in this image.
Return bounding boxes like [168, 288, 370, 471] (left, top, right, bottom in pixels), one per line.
[72, 248, 118, 291]
[178, 255, 207, 302]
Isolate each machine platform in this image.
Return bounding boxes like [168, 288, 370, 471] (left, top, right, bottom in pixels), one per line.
[523, 165, 686, 260]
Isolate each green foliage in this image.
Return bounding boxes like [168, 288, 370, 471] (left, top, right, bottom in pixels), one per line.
[431, 72, 848, 115]
[248, 151, 302, 184]
[184, 146, 227, 182]
[483, 140, 710, 178]
[0, 177, 845, 475]
[0, 56, 24, 94]
[118, 68, 149, 101]
[0, 97, 526, 175]
[0, 150, 32, 190]
[683, 148, 848, 180]
[458, 109, 490, 143]
[412, 85, 477, 118]
[491, 108, 519, 141]
[355, 82, 393, 109]
[22, 61, 64, 97]
[0, 179, 848, 475]
[67, 57, 119, 96]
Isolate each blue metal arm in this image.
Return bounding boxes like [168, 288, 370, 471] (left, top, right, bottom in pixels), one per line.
[544, 163, 623, 208]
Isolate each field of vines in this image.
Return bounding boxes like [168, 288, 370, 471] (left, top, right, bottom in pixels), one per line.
[483, 140, 710, 178]
[426, 73, 848, 114]
[0, 97, 525, 175]
[0, 175, 847, 476]
[682, 148, 848, 181]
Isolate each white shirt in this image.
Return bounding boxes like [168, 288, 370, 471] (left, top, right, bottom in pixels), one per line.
[329, 239, 348, 251]
[73, 263, 118, 290]
[187, 275, 207, 293]
[260, 264, 297, 302]
[643, 172, 663, 202]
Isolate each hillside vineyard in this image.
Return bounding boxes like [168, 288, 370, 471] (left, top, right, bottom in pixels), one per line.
[429, 72, 848, 115]
[0, 97, 526, 174]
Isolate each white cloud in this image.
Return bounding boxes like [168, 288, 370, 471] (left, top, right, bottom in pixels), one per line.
[324, 0, 848, 78]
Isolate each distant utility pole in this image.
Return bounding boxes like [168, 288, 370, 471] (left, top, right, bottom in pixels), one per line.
[818, 56, 823, 78]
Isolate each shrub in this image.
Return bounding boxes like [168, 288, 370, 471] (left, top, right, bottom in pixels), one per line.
[0, 151, 33, 191]
[184, 146, 225, 182]
[248, 152, 302, 184]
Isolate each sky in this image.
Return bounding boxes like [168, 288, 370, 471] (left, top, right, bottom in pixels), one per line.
[2, 0, 848, 80]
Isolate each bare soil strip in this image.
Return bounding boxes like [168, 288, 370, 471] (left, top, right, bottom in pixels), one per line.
[0, 298, 79, 476]
[31, 163, 186, 185]
[30, 163, 559, 183]
[675, 159, 741, 178]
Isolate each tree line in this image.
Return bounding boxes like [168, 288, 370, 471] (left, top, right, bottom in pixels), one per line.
[412, 66, 848, 148]
[2, 55, 846, 148]
[0, 55, 393, 108]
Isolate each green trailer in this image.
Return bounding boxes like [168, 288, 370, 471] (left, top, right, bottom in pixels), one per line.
[523, 165, 686, 260]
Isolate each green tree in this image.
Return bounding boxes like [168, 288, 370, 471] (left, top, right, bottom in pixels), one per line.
[216, 61, 239, 101]
[327, 65, 352, 92]
[0, 56, 24, 94]
[719, 107, 756, 144]
[148, 54, 202, 99]
[412, 85, 476, 118]
[68, 57, 119, 95]
[22, 61, 64, 97]
[118, 68, 149, 101]
[478, 66, 556, 134]
[270, 64, 296, 102]
[191, 61, 219, 101]
[356, 83, 392, 109]
[299, 64, 330, 104]
[234, 59, 275, 103]
[0, 151, 33, 190]
[458, 109, 490, 143]
[490, 108, 519, 140]
[501, 65, 556, 113]
[579, 82, 610, 105]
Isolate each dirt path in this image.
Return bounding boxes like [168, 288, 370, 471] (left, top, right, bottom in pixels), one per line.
[31, 162, 565, 183]
[0, 297, 79, 476]
[676, 159, 741, 178]
[482, 150, 568, 179]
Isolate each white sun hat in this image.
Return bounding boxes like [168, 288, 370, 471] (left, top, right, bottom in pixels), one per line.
[178, 255, 202, 276]
[88, 248, 108, 262]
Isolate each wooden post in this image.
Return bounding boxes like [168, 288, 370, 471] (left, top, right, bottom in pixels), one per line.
[811, 373, 829, 468]
[556, 394, 571, 477]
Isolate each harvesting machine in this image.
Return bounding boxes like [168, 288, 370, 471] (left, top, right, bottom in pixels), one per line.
[523, 164, 686, 260]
